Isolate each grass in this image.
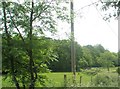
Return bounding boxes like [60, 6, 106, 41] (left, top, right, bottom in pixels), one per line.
[43, 72, 92, 87]
[0, 76, 2, 88]
[1, 72, 92, 87]
[2, 75, 15, 87]
[1, 67, 119, 87]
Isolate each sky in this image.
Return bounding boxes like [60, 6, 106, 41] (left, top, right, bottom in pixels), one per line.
[9, 0, 118, 52]
[75, 0, 118, 52]
[52, 0, 118, 53]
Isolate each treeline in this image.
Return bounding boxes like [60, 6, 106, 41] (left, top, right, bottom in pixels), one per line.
[2, 35, 118, 73]
[2, 34, 119, 88]
[47, 39, 118, 72]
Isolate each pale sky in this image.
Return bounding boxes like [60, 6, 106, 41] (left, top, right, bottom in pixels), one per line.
[53, 0, 118, 53]
[75, 0, 118, 52]
[11, 0, 118, 52]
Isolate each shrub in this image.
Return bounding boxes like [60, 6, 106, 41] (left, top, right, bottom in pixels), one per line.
[116, 67, 120, 75]
[93, 73, 118, 87]
[83, 68, 101, 75]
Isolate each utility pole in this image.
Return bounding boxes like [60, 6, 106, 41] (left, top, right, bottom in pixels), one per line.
[117, 2, 120, 89]
[70, 0, 76, 83]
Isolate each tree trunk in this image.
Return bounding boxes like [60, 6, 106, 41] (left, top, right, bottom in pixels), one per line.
[29, 1, 35, 89]
[10, 56, 20, 89]
[2, 2, 20, 89]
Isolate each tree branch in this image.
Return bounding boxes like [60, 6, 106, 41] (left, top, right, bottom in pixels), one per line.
[2, 2, 20, 89]
[8, 9, 29, 54]
[29, 1, 36, 89]
[32, 3, 49, 21]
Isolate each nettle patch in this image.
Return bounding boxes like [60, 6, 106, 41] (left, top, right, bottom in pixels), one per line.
[93, 73, 118, 87]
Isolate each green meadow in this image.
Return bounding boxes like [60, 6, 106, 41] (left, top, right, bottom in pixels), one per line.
[43, 72, 91, 87]
[2, 72, 92, 87]
[2, 67, 119, 87]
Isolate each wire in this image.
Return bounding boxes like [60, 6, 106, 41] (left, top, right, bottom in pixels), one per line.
[91, 0, 119, 52]
[75, 0, 100, 19]
[75, 0, 118, 38]
[90, 0, 118, 38]
[81, 0, 100, 9]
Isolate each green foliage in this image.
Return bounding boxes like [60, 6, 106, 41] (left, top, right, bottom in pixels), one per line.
[48, 39, 71, 72]
[1, 1, 119, 88]
[93, 73, 118, 87]
[81, 47, 93, 68]
[47, 40, 118, 72]
[83, 68, 101, 75]
[48, 40, 83, 72]
[97, 51, 117, 71]
[2, 36, 57, 86]
[2, 67, 118, 87]
[99, 0, 120, 21]
[1, 1, 69, 88]
[117, 67, 120, 75]
[78, 58, 88, 69]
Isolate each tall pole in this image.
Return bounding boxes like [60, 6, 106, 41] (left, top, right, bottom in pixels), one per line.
[118, 14, 120, 89]
[70, 0, 76, 82]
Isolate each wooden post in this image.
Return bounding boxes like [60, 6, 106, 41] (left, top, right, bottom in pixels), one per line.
[80, 76, 82, 86]
[70, 0, 76, 84]
[64, 74, 67, 87]
[118, 67, 120, 89]
[91, 76, 93, 85]
[118, 15, 120, 89]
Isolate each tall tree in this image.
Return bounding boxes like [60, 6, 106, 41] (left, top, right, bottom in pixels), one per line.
[2, 2, 20, 89]
[97, 51, 117, 71]
[1, 1, 69, 88]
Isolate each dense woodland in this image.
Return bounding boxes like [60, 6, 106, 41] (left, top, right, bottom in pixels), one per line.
[1, 0, 120, 89]
[47, 39, 119, 72]
[2, 34, 119, 72]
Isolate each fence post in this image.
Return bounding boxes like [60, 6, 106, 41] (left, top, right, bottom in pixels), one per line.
[64, 74, 67, 87]
[80, 76, 82, 86]
[118, 74, 120, 89]
[91, 76, 93, 85]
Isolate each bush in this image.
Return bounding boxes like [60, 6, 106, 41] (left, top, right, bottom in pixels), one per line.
[116, 67, 120, 75]
[83, 68, 101, 75]
[93, 73, 118, 87]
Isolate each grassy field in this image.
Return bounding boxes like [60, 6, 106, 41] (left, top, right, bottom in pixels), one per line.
[0, 76, 2, 88]
[43, 72, 92, 87]
[1, 67, 119, 87]
[2, 72, 92, 87]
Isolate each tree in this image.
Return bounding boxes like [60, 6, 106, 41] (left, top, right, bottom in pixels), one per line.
[1, 1, 69, 88]
[100, 0, 120, 21]
[48, 39, 71, 72]
[81, 46, 93, 68]
[75, 42, 83, 71]
[48, 40, 83, 72]
[97, 51, 117, 71]
[93, 44, 106, 67]
[2, 2, 20, 88]
[78, 58, 88, 70]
